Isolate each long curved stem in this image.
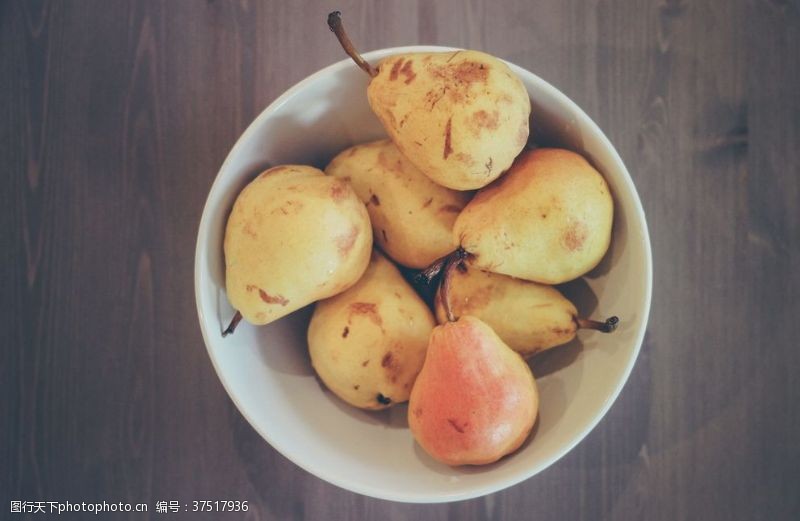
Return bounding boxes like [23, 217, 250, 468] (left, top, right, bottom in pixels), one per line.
[222, 311, 243, 337]
[576, 316, 619, 333]
[327, 11, 378, 78]
[439, 248, 469, 323]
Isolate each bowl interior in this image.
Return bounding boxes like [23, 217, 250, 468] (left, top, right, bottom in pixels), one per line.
[195, 46, 652, 503]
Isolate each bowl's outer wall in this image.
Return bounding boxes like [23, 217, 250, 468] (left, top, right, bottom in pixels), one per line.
[195, 46, 652, 503]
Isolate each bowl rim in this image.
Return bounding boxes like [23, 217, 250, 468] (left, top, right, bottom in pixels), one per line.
[194, 45, 653, 503]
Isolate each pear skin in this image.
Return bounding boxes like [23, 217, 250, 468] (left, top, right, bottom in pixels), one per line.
[308, 251, 435, 409]
[224, 165, 372, 326]
[434, 266, 579, 357]
[326, 139, 471, 268]
[408, 316, 538, 466]
[367, 51, 531, 191]
[454, 148, 613, 284]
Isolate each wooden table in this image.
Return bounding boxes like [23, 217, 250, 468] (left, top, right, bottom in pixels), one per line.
[3, 1, 798, 519]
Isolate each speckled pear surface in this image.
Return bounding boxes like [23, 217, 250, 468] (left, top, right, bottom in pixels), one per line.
[367, 50, 531, 191]
[224, 165, 372, 325]
[308, 251, 435, 410]
[326, 139, 471, 268]
[454, 148, 613, 284]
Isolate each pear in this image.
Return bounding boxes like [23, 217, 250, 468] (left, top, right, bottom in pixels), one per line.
[325, 139, 471, 269]
[408, 253, 538, 466]
[453, 148, 613, 284]
[223, 165, 372, 334]
[434, 265, 618, 357]
[408, 316, 538, 466]
[308, 251, 435, 410]
[328, 12, 530, 191]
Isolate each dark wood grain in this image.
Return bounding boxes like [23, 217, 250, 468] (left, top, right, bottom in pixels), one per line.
[2, 0, 799, 519]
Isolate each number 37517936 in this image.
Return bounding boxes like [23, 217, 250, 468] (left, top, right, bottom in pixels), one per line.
[191, 500, 248, 512]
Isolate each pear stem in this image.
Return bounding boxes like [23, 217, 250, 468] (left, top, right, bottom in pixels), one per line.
[439, 248, 470, 323]
[413, 252, 451, 286]
[576, 316, 619, 333]
[222, 311, 243, 337]
[327, 11, 378, 78]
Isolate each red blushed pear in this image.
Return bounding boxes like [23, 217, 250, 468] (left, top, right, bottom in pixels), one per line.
[408, 252, 538, 466]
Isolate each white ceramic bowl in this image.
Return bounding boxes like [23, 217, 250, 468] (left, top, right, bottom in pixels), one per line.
[195, 46, 652, 503]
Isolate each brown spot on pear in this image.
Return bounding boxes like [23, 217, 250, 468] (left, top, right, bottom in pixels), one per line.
[472, 110, 500, 132]
[408, 316, 538, 465]
[349, 302, 381, 326]
[325, 140, 470, 269]
[258, 289, 289, 306]
[335, 226, 360, 257]
[453, 148, 613, 284]
[330, 181, 349, 202]
[443, 117, 453, 159]
[389, 58, 404, 81]
[447, 418, 466, 433]
[562, 221, 588, 251]
[307, 251, 435, 409]
[451, 61, 489, 83]
[224, 164, 371, 327]
[400, 59, 416, 84]
[366, 50, 531, 190]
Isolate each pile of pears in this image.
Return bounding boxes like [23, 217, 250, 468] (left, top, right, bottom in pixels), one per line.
[221, 12, 618, 467]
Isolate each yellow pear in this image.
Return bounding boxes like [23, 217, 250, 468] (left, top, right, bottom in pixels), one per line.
[328, 12, 530, 190]
[453, 148, 613, 284]
[308, 251, 435, 410]
[223, 165, 371, 332]
[325, 139, 471, 268]
[434, 266, 617, 357]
